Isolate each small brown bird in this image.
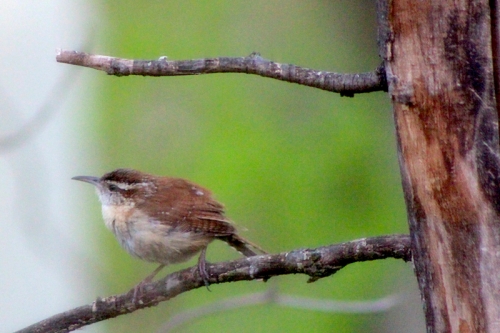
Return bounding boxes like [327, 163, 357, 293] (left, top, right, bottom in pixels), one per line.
[73, 168, 265, 290]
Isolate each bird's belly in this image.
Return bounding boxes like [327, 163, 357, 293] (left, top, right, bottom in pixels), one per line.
[102, 205, 211, 265]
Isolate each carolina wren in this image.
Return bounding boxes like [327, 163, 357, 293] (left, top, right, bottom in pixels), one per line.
[73, 168, 265, 290]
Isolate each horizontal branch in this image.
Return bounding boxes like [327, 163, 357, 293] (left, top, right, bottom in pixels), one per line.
[16, 234, 410, 333]
[161, 288, 402, 332]
[56, 50, 387, 96]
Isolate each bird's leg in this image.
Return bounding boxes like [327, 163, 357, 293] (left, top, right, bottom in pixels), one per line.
[131, 264, 165, 302]
[197, 247, 211, 290]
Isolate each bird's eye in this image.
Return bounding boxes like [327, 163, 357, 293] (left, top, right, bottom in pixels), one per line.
[108, 184, 120, 191]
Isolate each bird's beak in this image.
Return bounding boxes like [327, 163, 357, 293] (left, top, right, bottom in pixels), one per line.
[72, 175, 100, 186]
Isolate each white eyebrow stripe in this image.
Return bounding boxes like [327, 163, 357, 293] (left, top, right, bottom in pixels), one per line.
[107, 181, 150, 190]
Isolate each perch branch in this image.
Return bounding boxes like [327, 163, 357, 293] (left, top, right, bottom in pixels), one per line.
[56, 50, 387, 96]
[16, 234, 410, 333]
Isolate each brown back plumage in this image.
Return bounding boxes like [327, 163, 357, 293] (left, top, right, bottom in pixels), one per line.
[143, 177, 236, 235]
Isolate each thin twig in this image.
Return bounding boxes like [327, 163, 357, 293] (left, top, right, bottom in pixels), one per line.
[1, 39, 94, 152]
[0, 67, 80, 152]
[159, 286, 403, 332]
[56, 50, 387, 96]
[15, 234, 410, 333]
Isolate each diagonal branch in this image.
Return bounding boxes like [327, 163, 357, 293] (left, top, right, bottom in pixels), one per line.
[0, 67, 79, 152]
[15, 234, 410, 333]
[55, 50, 387, 97]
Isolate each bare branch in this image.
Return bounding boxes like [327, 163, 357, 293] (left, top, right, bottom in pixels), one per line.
[0, 67, 79, 152]
[56, 50, 387, 96]
[159, 287, 403, 332]
[15, 234, 410, 333]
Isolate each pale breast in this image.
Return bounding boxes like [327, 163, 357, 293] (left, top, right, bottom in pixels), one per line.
[100, 204, 211, 265]
[101, 204, 135, 233]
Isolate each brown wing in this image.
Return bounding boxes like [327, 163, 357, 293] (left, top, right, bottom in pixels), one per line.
[138, 177, 237, 236]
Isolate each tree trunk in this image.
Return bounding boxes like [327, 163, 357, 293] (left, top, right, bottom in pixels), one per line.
[379, 1, 500, 332]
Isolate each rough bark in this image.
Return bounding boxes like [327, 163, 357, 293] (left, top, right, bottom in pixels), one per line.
[379, 1, 500, 332]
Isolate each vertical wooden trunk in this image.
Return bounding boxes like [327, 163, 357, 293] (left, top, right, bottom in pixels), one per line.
[380, 1, 500, 332]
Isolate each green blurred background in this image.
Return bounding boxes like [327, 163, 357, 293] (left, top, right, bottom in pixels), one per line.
[76, 1, 413, 332]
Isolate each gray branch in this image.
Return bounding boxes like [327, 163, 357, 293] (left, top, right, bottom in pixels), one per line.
[56, 50, 387, 96]
[160, 288, 402, 332]
[16, 234, 410, 333]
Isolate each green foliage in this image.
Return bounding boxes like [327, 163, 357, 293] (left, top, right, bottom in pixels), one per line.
[86, 1, 408, 332]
